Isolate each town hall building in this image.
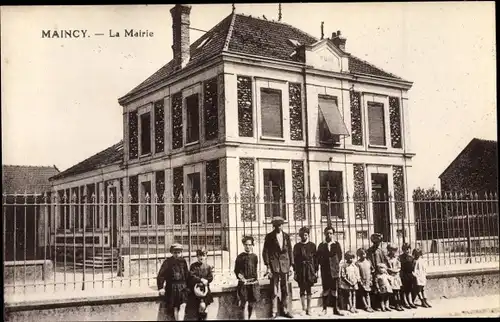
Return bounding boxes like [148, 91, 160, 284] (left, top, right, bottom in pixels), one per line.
[49, 5, 415, 265]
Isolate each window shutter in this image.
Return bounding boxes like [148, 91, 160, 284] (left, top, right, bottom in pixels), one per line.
[261, 88, 283, 137]
[368, 102, 386, 146]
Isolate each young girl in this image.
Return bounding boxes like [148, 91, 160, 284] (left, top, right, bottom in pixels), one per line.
[234, 236, 260, 320]
[412, 248, 431, 308]
[189, 248, 214, 321]
[399, 243, 417, 309]
[386, 244, 404, 311]
[355, 248, 374, 312]
[375, 263, 393, 312]
[157, 243, 190, 321]
[293, 226, 318, 316]
[340, 251, 360, 313]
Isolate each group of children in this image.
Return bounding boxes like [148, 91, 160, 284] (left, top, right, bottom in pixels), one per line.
[157, 231, 431, 321]
[339, 233, 431, 314]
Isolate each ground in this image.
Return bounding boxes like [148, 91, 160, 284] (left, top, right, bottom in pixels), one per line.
[281, 294, 500, 319]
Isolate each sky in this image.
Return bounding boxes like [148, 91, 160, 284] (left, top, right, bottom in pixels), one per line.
[1, 3, 497, 190]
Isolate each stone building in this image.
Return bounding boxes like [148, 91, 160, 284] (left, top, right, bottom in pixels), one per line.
[49, 5, 415, 262]
[439, 138, 498, 195]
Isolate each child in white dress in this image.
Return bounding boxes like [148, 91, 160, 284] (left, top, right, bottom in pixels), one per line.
[375, 263, 393, 312]
[387, 244, 404, 311]
[412, 248, 431, 308]
[340, 251, 361, 313]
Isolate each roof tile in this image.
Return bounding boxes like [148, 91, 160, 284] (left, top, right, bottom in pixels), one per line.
[2, 165, 59, 194]
[50, 141, 124, 181]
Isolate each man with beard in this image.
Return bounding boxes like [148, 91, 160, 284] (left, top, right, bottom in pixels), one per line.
[317, 226, 344, 316]
[262, 216, 294, 319]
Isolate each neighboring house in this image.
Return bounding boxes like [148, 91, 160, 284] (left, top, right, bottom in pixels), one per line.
[49, 5, 415, 258]
[439, 138, 498, 195]
[2, 165, 59, 261]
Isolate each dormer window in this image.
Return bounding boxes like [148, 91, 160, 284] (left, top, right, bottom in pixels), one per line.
[197, 36, 212, 49]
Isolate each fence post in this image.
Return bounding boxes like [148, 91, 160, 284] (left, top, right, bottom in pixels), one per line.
[465, 193, 472, 264]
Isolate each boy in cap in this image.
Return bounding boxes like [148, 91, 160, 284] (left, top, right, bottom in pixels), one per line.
[189, 248, 214, 320]
[366, 233, 389, 311]
[235, 236, 260, 320]
[262, 216, 294, 319]
[157, 243, 190, 321]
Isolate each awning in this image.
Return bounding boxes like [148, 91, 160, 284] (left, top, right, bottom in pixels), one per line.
[318, 98, 350, 136]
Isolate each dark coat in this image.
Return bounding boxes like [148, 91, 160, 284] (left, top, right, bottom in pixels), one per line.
[366, 245, 389, 273]
[262, 230, 294, 274]
[317, 241, 343, 280]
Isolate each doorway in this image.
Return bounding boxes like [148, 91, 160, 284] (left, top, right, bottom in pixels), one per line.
[371, 173, 391, 242]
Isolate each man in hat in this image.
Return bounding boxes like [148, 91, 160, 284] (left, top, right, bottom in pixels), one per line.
[317, 225, 344, 316]
[366, 233, 389, 311]
[262, 216, 294, 319]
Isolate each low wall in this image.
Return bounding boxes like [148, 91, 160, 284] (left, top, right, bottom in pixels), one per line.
[5, 266, 499, 321]
[4, 260, 53, 284]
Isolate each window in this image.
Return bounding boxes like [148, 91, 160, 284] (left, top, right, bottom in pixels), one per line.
[188, 173, 201, 223]
[140, 112, 151, 155]
[261, 88, 283, 138]
[318, 95, 349, 145]
[368, 101, 386, 146]
[319, 171, 344, 219]
[140, 181, 152, 226]
[263, 169, 286, 219]
[85, 184, 95, 229]
[186, 94, 200, 144]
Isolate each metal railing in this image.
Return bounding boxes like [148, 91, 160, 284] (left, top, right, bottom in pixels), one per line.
[3, 191, 498, 295]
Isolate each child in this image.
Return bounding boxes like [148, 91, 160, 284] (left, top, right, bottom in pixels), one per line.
[157, 243, 190, 321]
[340, 251, 360, 313]
[189, 248, 214, 321]
[366, 233, 389, 311]
[412, 248, 431, 308]
[355, 248, 374, 312]
[399, 243, 417, 309]
[387, 244, 404, 311]
[375, 263, 393, 312]
[293, 226, 318, 316]
[234, 236, 260, 320]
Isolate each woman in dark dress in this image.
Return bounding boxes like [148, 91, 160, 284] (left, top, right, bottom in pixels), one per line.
[157, 243, 190, 321]
[399, 243, 417, 309]
[189, 248, 214, 321]
[234, 236, 260, 320]
[293, 226, 318, 316]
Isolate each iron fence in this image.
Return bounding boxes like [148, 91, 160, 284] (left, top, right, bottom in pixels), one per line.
[2, 191, 498, 295]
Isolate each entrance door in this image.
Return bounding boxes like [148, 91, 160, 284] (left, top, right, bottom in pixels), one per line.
[371, 173, 391, 242]
[109, 187, 118, 248]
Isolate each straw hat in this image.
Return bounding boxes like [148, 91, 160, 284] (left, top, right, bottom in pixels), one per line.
[271, 216, 285, 226]
[193, 283, 208, 298]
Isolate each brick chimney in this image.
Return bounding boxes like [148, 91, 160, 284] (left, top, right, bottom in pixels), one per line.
[170, 4, 192, 70]
[331, 30, 347, 51]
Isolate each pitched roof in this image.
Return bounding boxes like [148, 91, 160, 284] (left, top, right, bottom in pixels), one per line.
[2, 165, 60, 195]
[121, 12, 405, 100]
[50, 141, 124, 181]
[439, 138, 498, 178]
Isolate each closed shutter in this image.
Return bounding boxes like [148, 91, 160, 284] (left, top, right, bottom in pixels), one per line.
[368, 102, 386, 146]
[261, 88, 283, 138]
